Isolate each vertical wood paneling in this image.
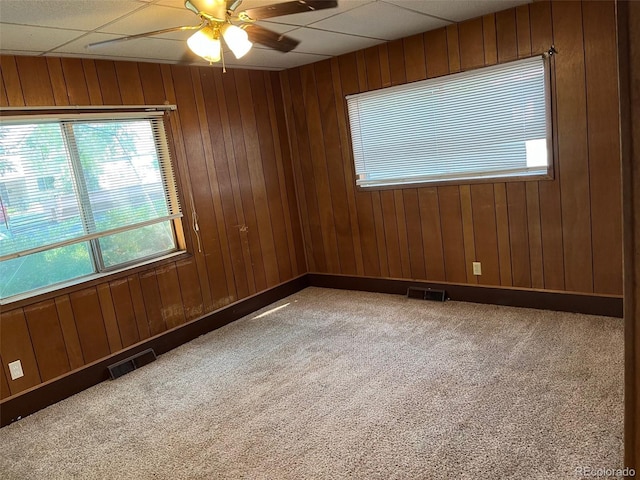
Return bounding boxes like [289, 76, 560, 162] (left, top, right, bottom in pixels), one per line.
[109, 279, 140, 348]
[0, 70, 9, 107]
[235, 69, 281, 285]
[127, 275, 151, 341]
[0, 56, 25, 106]
[403, 34, 427, 81]
[60, 58, 90, 105]
[156, 263, 186, 329]
[471, 184, 501, 285]
[483, 14, 498, 65]
[459, 18, 485, 70]
[438, 186, 467, 283]
[0, 357, 10, 399]
[96, 283, 123, 353]
[494, 184, 513, 286]
[139, 270, 166, 337]
[424, 29, 449, 78]
[287, 68, 325, 272]
[176, 258, 204, 321]
[269, 72, 307, 276]
[403, 189, 426, 279]
[55, 295, 85, 370]
[418, 188, 446, 281]
[191, 68, 238, 298]
[46, 58, 70, 105]
[15, 57, 54, 105]
[94, 60, 122, 104]
[24, 301, 70, 381]
[552, 0, 593, 293]
[496, 9, 518, 62]
[251, 71, 294, 280]
[300, 64, 341, 273]
[81, 59, 104, 104]
[200, 68, 251, 298]
[313, 61, 356, 275]
[115, 62, 144, 104]
[330, 57, 365, 275]
[69, 288, 111, 363]
[460, 185, 478, 284]
[1, 309, 41, 394]
[172, 65, 232, 302]
[583, 0, 623, 295]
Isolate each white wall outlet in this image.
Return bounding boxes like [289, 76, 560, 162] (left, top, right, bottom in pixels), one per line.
[472, 262, 482, 276]
[8, 360, 24, 380]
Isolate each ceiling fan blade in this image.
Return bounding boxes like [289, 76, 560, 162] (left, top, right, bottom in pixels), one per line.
[227, 0, 243, 12]
[87, 25, 203, 48]
[243, 24, 300, 52]
[238, 0, 338, 21]
[186, 0, 228, 20]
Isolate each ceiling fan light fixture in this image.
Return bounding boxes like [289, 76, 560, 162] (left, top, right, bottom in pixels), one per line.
[222, 23, 252, 59]
[187, 26, 221, 63]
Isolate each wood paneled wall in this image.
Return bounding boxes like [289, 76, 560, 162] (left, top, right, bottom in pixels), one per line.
[0, 57, 305, 399]
[281, 0, 622, 296]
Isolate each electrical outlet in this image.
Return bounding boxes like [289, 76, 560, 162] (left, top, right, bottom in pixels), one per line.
[472, 262, 482, 276]
[8, 360, 24, 380]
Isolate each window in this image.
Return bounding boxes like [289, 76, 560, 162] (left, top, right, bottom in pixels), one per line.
[346, 56, 551, 188]
[0, 112, 182, 300]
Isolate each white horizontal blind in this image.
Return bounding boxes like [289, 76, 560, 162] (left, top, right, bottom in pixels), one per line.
[347, 56, 550, 188]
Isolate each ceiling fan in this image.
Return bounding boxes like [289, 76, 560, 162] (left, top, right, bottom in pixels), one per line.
[88, 0, 338, 65]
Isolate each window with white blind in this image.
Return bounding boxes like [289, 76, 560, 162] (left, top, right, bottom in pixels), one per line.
[346, 55, 552, 188]
[0, 112, 183, 300]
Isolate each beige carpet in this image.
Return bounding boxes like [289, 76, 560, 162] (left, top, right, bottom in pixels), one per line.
[0, 287, 624, 479]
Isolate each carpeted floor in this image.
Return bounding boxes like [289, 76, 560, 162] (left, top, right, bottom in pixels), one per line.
[0, 287, 624, 479]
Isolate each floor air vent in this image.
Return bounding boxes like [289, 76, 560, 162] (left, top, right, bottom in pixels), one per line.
[108, 348, 157, 380]
[407, 286, 447, 302]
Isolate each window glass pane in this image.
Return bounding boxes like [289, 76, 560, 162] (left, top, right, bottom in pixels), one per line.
[0, 243, 94, 298]
[99, 221, 176, 269]
[0, 123, 84, 256]
[72, 120, 170, 233]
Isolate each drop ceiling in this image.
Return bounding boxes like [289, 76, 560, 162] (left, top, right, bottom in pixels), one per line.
[0, 0, 531, 71]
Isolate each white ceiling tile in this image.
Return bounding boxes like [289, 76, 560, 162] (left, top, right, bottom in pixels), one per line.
[0, 0, 145, 31]
[312, 1, 450, 40]
[254, 20, 298, 35]
[383, 0, 531, 23]
[97, 4, 201, 39]
[224, 46, 329, 70]
[289, 27, 383, 56]
[0, 23, 85, 53]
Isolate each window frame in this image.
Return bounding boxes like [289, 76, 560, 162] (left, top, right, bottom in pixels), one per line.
[0, 108, 187, 304]
[345, 55, 555, 191]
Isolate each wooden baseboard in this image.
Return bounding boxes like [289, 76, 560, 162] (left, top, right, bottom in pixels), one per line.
[307, 273, 623, 318]
[0, 275, 309, 428]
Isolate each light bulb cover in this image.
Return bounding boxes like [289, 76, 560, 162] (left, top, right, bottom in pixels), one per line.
[187, 27, 221, 62]
[222, 24, 252, 59]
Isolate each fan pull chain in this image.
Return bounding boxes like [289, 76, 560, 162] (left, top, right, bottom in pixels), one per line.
[189, 189, 202, 253]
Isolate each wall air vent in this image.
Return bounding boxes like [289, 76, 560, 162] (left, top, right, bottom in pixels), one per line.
[107, 348, 157, 380]
[407, 286, 447, 302]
